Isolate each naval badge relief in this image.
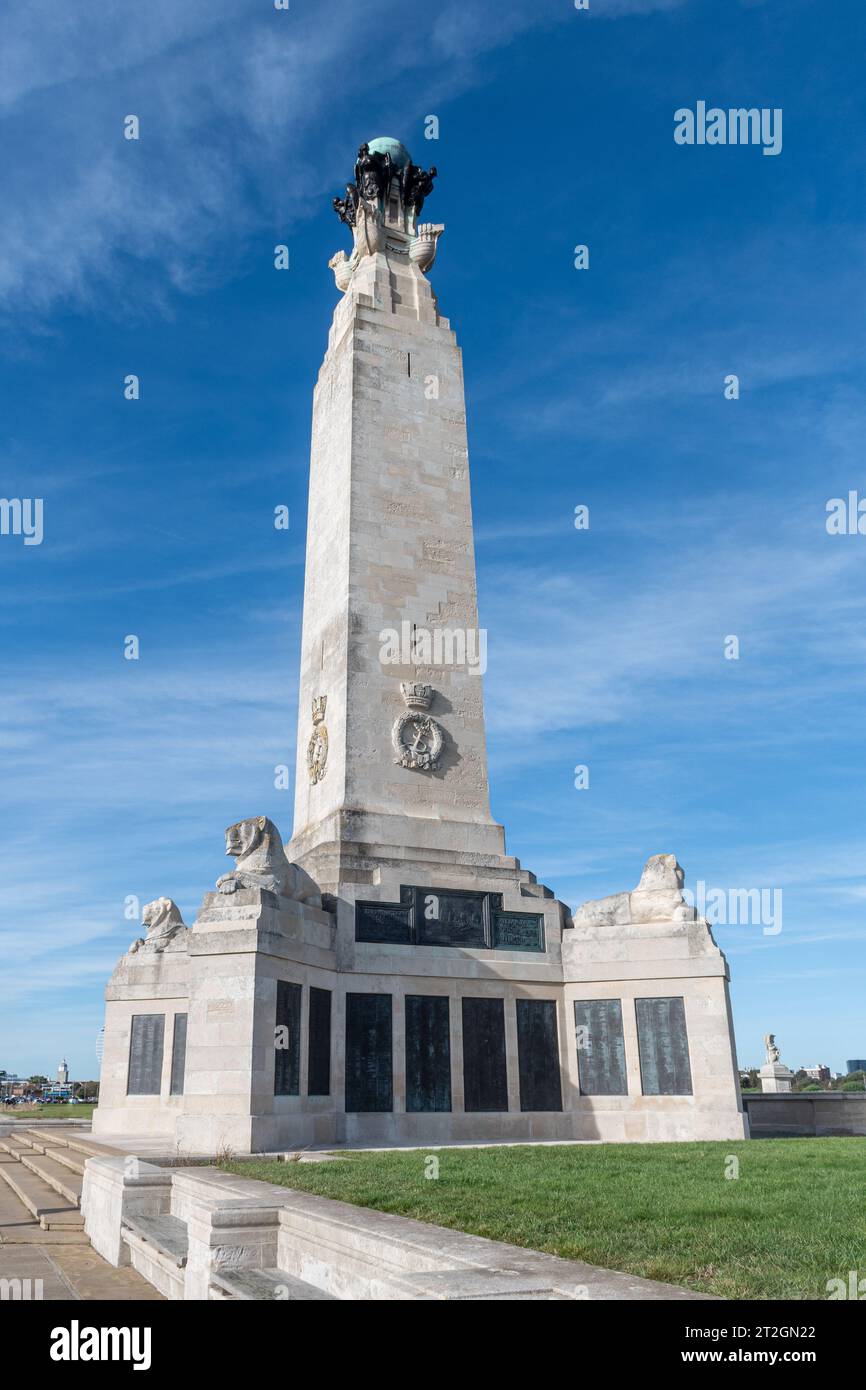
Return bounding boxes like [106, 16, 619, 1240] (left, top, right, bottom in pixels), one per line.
[392, 682, 444, 772]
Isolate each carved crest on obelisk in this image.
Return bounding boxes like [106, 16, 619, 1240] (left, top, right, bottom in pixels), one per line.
[392, 682, 444, 772]
[307, 695, 329, 784]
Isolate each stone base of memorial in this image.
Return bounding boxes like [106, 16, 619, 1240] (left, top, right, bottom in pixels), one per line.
[94, 852, 747, 1152]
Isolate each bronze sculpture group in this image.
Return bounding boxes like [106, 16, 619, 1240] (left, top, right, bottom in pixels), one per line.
[333, 143, 437, 229]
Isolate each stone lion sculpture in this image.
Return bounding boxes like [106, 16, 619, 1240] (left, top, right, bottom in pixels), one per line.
[572, 854, 697, 929]
[216, 816, 321, 906]
[129, 897, 186, 954]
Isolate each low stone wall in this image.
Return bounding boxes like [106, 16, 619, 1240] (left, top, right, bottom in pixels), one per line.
[743, 1093, 866, 1137]
[81, 1160, 711, 1300]
[270, 1186, 706, 1300]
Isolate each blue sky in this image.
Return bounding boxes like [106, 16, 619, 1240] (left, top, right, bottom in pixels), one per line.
[1, 0, 864, 1082]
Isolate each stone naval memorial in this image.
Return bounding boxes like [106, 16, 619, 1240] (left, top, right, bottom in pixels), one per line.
[94, 138, 747, 1152]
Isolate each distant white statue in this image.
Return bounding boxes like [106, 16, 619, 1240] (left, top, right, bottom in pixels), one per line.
[763, 1033, 781, 1065]
[759, 1033, 792, 1092]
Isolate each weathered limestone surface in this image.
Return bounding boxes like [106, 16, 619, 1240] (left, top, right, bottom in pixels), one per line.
[289, 250, 506, 891]
[81, 1156, 172, 1267]
[95, 845, 746, 1149]
[93, 944, 190, 1142]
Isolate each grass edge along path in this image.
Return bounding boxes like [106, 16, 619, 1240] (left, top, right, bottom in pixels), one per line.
[222, 1137, 866, 1301]
[1, 1103, 96, 1122]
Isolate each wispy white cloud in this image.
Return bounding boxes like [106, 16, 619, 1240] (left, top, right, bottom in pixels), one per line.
[0, 2, 533, 323]
[0, 0, 692, 327]
[472, 227, 866, 442]
[0, 633, 302, 1036]
[480, 497, 866, 745]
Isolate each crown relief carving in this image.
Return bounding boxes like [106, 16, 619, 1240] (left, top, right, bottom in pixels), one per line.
[393, 683, 443, 771]
[400, 681, 433, 710]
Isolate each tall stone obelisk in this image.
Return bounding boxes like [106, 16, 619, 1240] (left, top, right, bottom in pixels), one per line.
[289, 138, 516, 897]
[91, 138, 747, 1154]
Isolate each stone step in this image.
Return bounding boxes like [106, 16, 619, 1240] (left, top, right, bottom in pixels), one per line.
[20, 1128, 69, 1150]
[41, 1212, 85, 1232]
[0, 1157, 89, 1245]
[19, 1135, 51, 1154]
[123, 1214, 188, 1268]
[0, 1160, 85, 1229]
[20, 1152, 83, 1207]
[0, 1136, 31, 1159]
[65, 1138, 120, 1160]
[45, 1146, 87, 1178]
[210, 1267, 336, 1301]
[25, 1129, 116, 1159]
[519, 880, 555, 900]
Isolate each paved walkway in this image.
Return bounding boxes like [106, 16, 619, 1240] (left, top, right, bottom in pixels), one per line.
[0, 1157, 162, 1301]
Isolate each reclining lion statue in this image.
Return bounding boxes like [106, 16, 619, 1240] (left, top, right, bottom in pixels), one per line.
[216, 816, 321, 906]
[129, 897, 187, 954]
[572, 853, 696, 929]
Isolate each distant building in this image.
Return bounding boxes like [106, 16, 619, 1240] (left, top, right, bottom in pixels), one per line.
[57, 1058, 69, 1084]
[802, 1064, 831, 1083]
[846, 1059, 866, 1074]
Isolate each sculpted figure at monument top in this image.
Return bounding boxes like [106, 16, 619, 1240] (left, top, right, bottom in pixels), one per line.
[354, 142, 392, 205]
[332, 184, 357, 227]
[402, 162, 438, 218]
[329, 135, 444, 290]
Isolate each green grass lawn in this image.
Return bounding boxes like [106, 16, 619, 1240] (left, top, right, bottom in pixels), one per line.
[2, 1104, 95, 1121]
[222, 1138, 866, 1300]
